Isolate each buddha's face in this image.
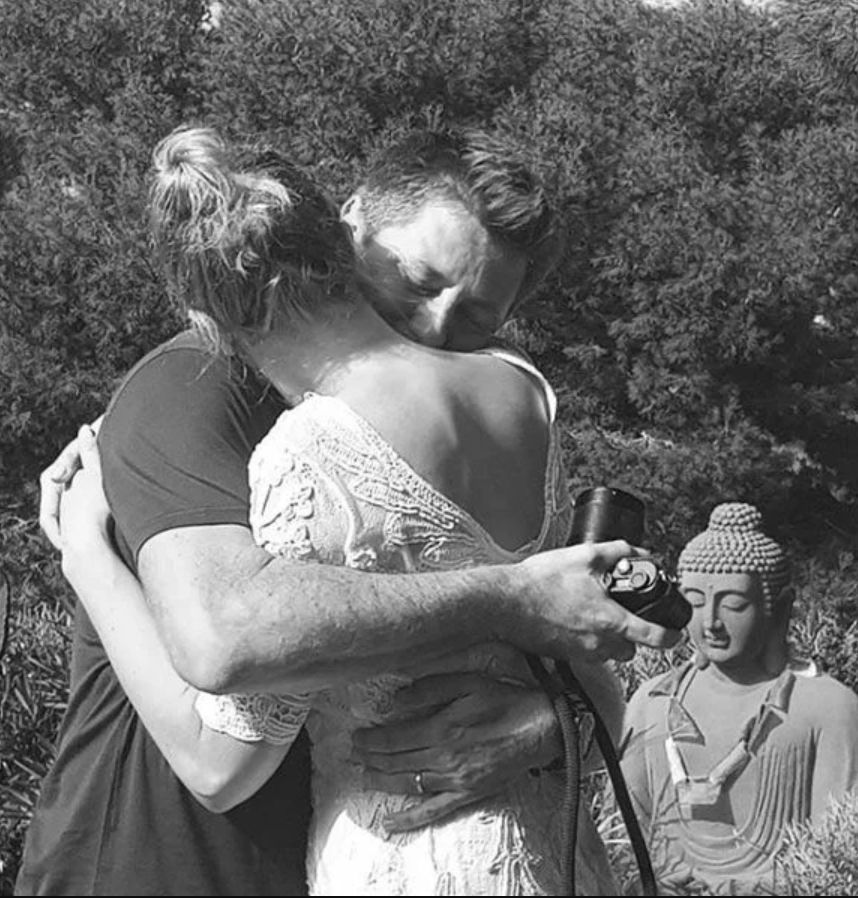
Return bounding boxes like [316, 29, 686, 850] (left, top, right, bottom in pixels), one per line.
[681, 571, 769, 677]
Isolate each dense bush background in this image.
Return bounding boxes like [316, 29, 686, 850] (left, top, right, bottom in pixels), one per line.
[1, 0, 857, 893]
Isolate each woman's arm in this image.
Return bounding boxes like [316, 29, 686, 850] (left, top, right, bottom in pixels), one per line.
[58, 426, 295, 813]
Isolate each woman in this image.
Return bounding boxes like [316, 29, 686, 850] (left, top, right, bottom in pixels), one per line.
[59, 126, 623, 895]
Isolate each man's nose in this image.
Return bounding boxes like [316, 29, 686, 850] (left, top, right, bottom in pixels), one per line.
[410, 290, 462, 345]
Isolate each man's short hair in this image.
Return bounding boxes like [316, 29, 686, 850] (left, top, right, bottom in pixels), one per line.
[356, 128, 563, 305]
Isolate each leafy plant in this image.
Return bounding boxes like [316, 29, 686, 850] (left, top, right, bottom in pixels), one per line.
[774, 788, 858, 896]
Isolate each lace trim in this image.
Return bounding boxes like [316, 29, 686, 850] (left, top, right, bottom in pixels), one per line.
[194, 690, 311, 745]
[250, 441, 318, 560]
[305, 394, 571, 562]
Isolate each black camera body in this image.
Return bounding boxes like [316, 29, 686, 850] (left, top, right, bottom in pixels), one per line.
[570, 487, 691, 631]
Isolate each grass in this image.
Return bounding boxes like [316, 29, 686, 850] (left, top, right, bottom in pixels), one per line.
[0, 498, 73, 896]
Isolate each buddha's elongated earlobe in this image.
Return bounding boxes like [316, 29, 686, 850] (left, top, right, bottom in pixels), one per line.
[763, 587, 794, 677]
[693, 647, 710, 670]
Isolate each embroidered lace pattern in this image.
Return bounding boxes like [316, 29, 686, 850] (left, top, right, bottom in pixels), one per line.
[195, 690, 311, 745]
[194, 364, 619, 896]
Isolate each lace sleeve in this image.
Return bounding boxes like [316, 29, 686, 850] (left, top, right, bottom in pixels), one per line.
[194, 690, 311, 746]
[248, 418, 319, 560]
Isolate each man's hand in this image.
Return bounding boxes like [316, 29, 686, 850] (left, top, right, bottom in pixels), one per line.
[39, 415, 105, 549]
[352, 672, 561, 832]
[510, 540, 682, 663]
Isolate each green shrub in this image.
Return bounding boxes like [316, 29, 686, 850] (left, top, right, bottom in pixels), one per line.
[495, 0, 858, 523]
[774, 788, 858, 896]
[195, 0, 546, 195]
[0, 0, 207, 491]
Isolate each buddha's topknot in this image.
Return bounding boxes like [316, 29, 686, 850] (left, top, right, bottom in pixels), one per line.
[677, 503, 790, 614]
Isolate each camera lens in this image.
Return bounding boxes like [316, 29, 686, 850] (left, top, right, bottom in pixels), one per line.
[569, 486, 645, 546]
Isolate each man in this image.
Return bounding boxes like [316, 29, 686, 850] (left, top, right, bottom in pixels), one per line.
[22, 128, 676, 896]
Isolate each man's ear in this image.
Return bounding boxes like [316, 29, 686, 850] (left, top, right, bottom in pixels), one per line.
[340, 194, 369, 246]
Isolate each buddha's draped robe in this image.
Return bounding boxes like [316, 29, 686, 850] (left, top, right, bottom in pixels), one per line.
[621, 661, 858, 895]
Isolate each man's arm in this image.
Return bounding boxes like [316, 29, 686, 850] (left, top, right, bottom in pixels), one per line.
[138, 525, 673, 695]
[352, 672, 562, 832]
[68, 539, 292, 814]
[91, 339, 676, 695]
[44, 433, 643, 819]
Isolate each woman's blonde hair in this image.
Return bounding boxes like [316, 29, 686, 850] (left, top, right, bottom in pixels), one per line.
[149, 126, 355, 352]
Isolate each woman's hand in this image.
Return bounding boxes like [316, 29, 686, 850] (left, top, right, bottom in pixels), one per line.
[39, 415, 105, 549]
[58, 424, 113, 580]
[352, 672, 562, 832]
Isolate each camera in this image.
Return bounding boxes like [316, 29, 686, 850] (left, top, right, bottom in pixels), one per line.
[569, 486, 691, 631]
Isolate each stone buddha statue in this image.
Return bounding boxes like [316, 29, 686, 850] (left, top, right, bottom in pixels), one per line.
[620, 503, 858, 895]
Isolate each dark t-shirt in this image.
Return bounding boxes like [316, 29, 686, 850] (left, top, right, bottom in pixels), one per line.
[15, 332, 312, 896]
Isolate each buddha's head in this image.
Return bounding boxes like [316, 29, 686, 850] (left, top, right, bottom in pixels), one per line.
[677, 503, 792, 678]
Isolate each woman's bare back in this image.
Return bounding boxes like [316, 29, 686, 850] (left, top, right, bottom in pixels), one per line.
[334, 345, 553, 552]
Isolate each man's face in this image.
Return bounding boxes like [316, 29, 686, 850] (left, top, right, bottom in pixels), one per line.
[352, 199, 527, 352]
[682, 571, 769, 676]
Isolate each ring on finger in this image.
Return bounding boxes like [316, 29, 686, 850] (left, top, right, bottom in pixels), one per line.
[414, 771, 427, 795]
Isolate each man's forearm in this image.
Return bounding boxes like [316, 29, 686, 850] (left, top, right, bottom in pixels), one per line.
[140, 525, 519, 695]
[217, 557, 516, 692]
[140, 527, 669, 696]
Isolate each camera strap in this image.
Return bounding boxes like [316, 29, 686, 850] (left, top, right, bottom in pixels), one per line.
[527, 654, 659, 897]
[526, 655, 582, 895]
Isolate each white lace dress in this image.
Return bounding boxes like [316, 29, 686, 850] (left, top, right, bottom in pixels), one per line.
[196, 352, 621, 896]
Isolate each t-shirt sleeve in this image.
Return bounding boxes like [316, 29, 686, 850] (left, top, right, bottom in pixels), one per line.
[99, 346, 274, 569]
